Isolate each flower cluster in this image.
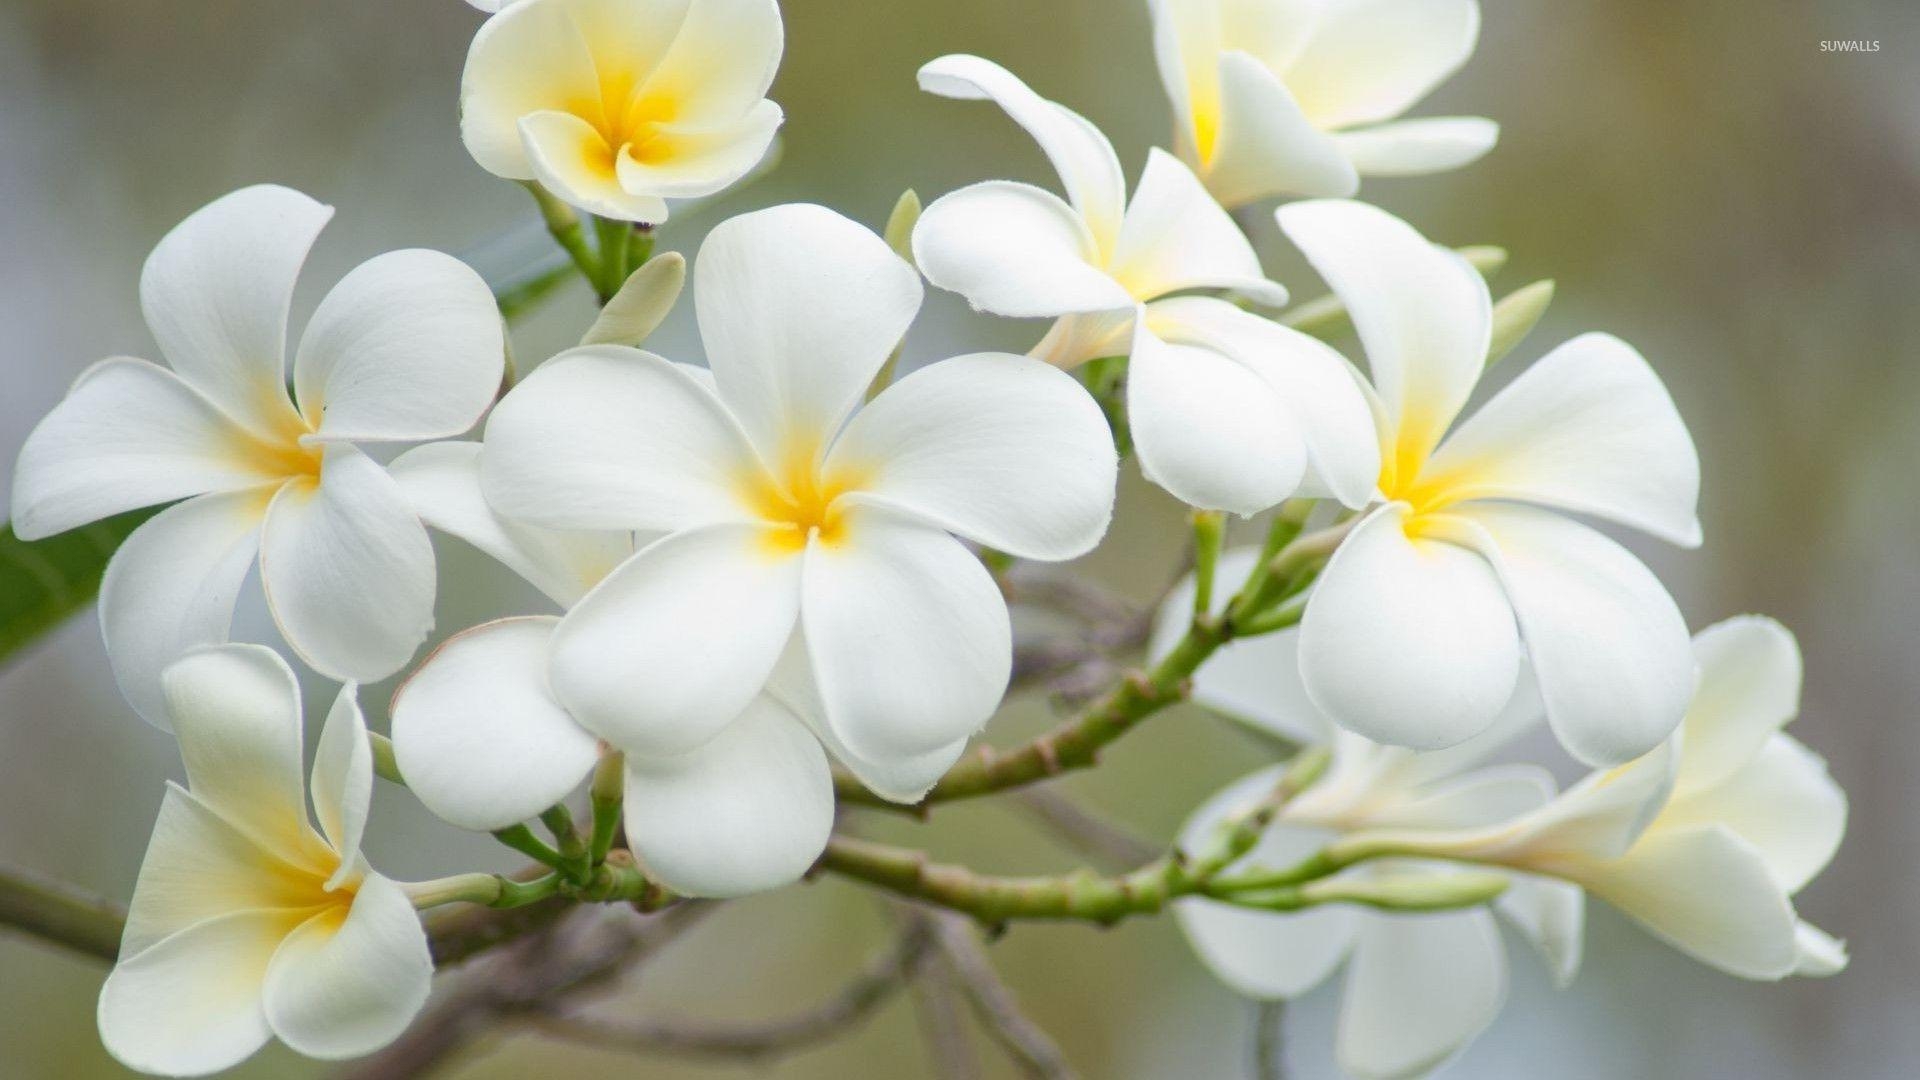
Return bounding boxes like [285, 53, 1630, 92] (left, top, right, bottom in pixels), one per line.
[3, 0, 1848, 1076]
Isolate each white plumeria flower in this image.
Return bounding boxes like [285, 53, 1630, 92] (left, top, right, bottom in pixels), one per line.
[98, 645, 431, 1076]
[911, 55, 1378, 516]
[1278, 199, 1701, 766]
[479, 203, 1116, 775]
[1156, 550, 1582, 1078]
[1391, 616, 1849, 981]
[1149, 0, 1497, 207]
[461, 0, 784, 223]
[9, 185, 503, 726]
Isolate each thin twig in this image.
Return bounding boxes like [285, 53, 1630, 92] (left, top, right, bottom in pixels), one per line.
[912, 950, 982, 1080]
[1254, 1000, 1288, 1080]
[929, 915, 1077, 1080]
[1009, 789, 1160, 871]
[0, 862, 125, 962]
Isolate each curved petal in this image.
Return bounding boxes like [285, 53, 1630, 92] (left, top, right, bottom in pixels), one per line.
[389, 441, 631, 607]
[310, 686, 373, 889]
[1423, 332, 1702, 547]
[1128, 322, 1306, 515]
[1276, 199, 1489, 464]
[1109, 149, 1286, 304]
[801, 508, 1009, 760]
[917, 54, 1126, 248]
[481, 346, 761, 532]
[1201, 51, 1358, 205]
[519, 110, 671, 223]
[161, 645, 327, 868]
[626, 0, 783, 127]
[1492, 737, 1678, 865]
[696, 203, 924, 459]
[259, 446, 436, 684]
[913, 182, 1133, 318]
[1793, 922, 1848, 977]
[391, 617, 602, 832]
[99, 909, 297, 1077]
[613, 100, 783, 200]
[138, 185, 329, 440]
[1582, 825, 1801, 980]
[1672, 615, 1802, 797]
[1028, 308, 1138, 368]
[1659, 735, 1844, 894]
[1363, 764, 1556, 831]
[550, 524, 801, 756]
[261, 876, 432, 1060]
[1335, 117, 1498, 177]
[460, 0, 600, 179]
[292, 249, 504, 443]
[828, 351, 1116, 560]
[10, 358, 284, 539]
[1148, 295, 1380, 507]
[1286, 0, 1481, 129]
[1336, 907, 1506, 1080]
[766, 638, 968, 804]
[99, 490, 266, 729]
[623, 696, 832, 897]
[1445, 505, 1693, 767]
[1299, 504, 1519, 750]
[1496, 874, 1585, 988]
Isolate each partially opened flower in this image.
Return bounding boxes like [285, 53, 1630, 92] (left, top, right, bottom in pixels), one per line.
[911, 55, 1378, 515]
[1279, 199, 1700, 765]
[479, 203, 1116, 776]
[461, 0, 784, 222]
[1389, 616, 1849, 980]
[9, 185, 503, 725]
[98, 645, 431, 1075]
[1149, 0, 1496, 207]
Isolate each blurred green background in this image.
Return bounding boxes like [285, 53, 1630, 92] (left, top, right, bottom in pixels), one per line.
[2, 0, 1917, 1076]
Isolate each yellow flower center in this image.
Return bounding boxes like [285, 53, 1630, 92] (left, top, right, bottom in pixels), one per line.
[574, 70, 686, 180]
[228, 391, 325, 484]
[740, 439, 868, 556]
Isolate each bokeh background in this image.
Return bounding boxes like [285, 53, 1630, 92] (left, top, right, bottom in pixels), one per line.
[2, 0, 1917, 1076]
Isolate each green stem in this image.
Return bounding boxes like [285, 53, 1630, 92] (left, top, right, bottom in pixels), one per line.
[494, 262, 577, 322]
[595, 217, 632, 302]
[541, 804, 591, 884]
[493, 823, 568, 872]
[526, 182, 598, 285]
[588, 751, 624, 866]
[1190, 509, 1224, 618]
[369, 731, 404, 785]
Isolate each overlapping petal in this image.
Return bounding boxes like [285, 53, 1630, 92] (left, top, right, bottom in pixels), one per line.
[1108, 148, 1286, 304]
[1284, 0, 1481, 130]
[310, 687, 374, 889]
[1201, 51, 1359, 204]
[913, 182, 1133, 318]
[460, 0, 600, 178]
[1334, 116, 1498, 177]
[1336, 907, 1505, 1080]
[260, 875, 432, 1060]
[1671, 615, 1802, 797]
[519, 111, 672, 222]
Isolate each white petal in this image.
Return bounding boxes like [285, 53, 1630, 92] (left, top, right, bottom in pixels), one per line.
[291, 249, 503, 443]
[917, 54, 1127, 248]
[1148, 295, 1381, 507]
[1393, 667, 1544, 788]
[766, 638, 968, 804]
[828, 351, 1116, 560]
[1658, 735, 1845, 894]
[1363, 764, 1555, 831]
[1336, 908, 1506, 1080]
[99, 490, 266, 728]
[391, 617, 602, 832]
[161, 645, 328, 869]
[1298, 504, 1519, 750]
[138, 185, 330, 440]
[519, 110, 671, 223]
[1028, 308, 1138, 368]
[389, 441, 630, 606]
[613, 101, 784, 200]
[913, 181, 1134, 318]
[1583, 825, 1801, 980]
[259, 446, 436, 683]
[1496, 874, 1585, 988]
[1109, 149, 1286, 304]
[1276, 199, 1490, 463]
[1792, 922, 1848, 977]
[1672, 615, 1802, 797]
[460, 0, 599, 179]
[1198, 51, 1358, 205]
[10, 359, 283, 539]
[696, 203, 923, 460]
[310, 685, 373, 888]
[1286, 0, 1481, 129]
[1447, 505, 1693, 767]
[99, 909, 294, 1077]
[624, 0, 783, 126]
[801, 508, 1009, 759]
[1127, 321, 1306, 515]
[1494, 737, 1678, 864]
[482, 345, 761, 533]
[623, 696, 832, 897]
[551, 524, 801, 756]
[261, 876, 432, 1060]
[1174, 769, 1359, 998]
[1335, 117, 1498, 176]
[1423, 332, 1702, 547]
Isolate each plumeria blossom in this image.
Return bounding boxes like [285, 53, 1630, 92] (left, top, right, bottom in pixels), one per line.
[1157, 550, 1582, 1078]
[1279, 199, 1701, 766]
[479, 203, 1116, 782]
[9, 185, 503, 726]
[461, 0, 784, 222]
[98, 645, 431, 1075]
[1149, 0, 1496, 207]
[911, 55, 1378, 516]
[1371, 616, 1849, 981]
